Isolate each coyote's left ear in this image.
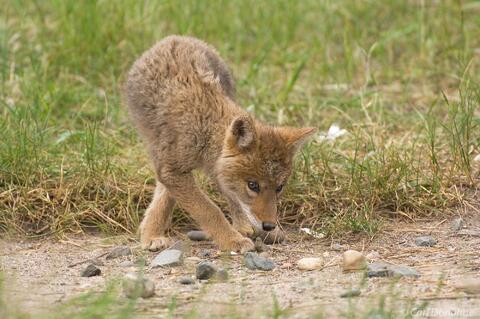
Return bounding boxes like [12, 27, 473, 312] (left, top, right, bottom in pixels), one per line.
[278, 127, 317, 154]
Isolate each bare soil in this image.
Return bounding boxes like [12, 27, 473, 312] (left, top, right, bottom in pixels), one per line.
[1, 216, 480, 318]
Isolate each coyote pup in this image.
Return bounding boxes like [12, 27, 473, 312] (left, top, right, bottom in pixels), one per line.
[125, 36, 316, 253]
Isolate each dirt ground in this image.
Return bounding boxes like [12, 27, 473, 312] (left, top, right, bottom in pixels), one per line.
[1, 215, 480, 318]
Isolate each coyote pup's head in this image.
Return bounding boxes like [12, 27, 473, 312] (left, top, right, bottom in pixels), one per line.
[216, 115, 316, 232]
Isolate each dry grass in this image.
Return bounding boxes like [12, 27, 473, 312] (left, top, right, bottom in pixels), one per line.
[1, 0, 479, 237]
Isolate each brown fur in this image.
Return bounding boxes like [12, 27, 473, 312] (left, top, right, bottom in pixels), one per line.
[125, 36, 316, 252]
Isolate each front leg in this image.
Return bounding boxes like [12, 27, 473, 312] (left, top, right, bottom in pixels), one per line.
[227, 198, 255, 238]
[160, 172, 254, 253]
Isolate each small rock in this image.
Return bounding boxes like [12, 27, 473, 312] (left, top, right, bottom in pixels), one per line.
[455, 278, 480, 294]
[151, 249, 183, 268]
[179, 277, 195, 285]
[187, 230, 209, 241]
[367, 262, 420, 278]
[415, 236, 436, 247]
[123, 273, 155, 298]
[342, 250, 366, 271]
[196, 261, 217, 280]
[254, 237, 269, 252]
[340, 288, 361, 298]
[81, 264, 101, 277]
[297, 257, 323, 271]
[214, 269, 229, 282]
[106, 246, 132, 259]
[389, 264, 420, 278]
[244, 252, 275, 271]
[366, 262, 390, 277]
[451, 218, 464, 232]
[366, 251, 381, 261]
[118, 260, 135, 267]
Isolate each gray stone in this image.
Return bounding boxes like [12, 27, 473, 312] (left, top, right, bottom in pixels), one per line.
[367, 262, 420, 278]
[179, 277, 195, 285]
[415, 236, 436, 247]
[81, 264, 101, 277]
[388, 264, 420, 278]
[196, 261, 217, 280]
[451, 218, 464, 232]
[187, 230, 209, 241]
[367, 262, 390, 278]
[151, 249, 183, 268]
[244, 252, 275, 271]
[340, 288, 361, 298]
[106, 246, 132, 259]
[123, 273, 155, 299]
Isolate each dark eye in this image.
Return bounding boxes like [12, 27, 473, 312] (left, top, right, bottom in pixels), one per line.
[276, 184, 284, 193]
[247, 181, 260, 193]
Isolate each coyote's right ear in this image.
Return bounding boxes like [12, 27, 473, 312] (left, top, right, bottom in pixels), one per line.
[225, 115, 257, 152]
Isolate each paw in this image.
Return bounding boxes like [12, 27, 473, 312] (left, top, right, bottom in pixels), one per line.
[223, 236, 255, 254]
[141, 236, 171, 251]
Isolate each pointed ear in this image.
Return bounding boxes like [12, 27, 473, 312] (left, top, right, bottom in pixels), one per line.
[225, 115, 257, 152]
[278, 126, 317, 154]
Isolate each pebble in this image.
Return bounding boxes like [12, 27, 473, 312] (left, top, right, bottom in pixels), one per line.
[451, 217, 464, 232]
[297, 257, 323, 271]
[151, 249, 183, 268]
[106, 246, 132, 259]
[455, 278, 480, 294]
[415, 236, 436, 247]
[342, 250, 366, 271]
[244, 252, 275, 271]
[123, 273, 155, 299]
[179, 277, 195, 285]
[196, 261, 217, 280]
[187, 230, 209, 241]
[340, 288, 361, 298]
[367, 262, 420, 278]
[81, 264, 101, 277]
[254, 237, 269, 252]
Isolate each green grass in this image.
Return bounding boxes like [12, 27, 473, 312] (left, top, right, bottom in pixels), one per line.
[0, 0, 479, 237]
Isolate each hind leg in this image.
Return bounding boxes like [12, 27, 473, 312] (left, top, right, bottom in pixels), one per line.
[139, 182, 176, 251]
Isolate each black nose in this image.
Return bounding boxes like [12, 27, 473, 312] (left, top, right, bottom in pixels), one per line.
[262, 222, 276, 231]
